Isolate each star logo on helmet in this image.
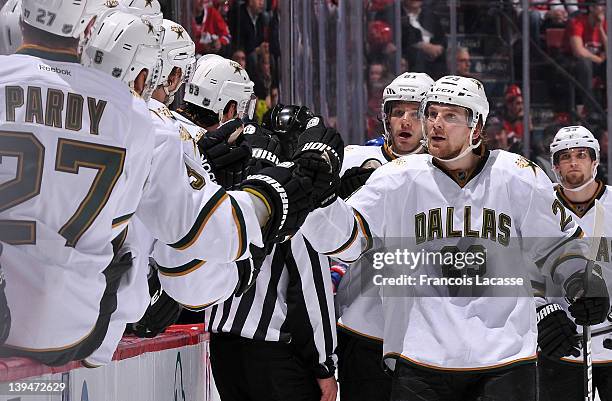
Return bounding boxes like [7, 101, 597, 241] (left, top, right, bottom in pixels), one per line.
[229, 60, 243, 74]
[145, 20, 154, 34]
[171, 25, 185, 39]
[144, 0, 153, 7]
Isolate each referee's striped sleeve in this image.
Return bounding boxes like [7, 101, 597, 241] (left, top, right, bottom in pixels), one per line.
[284, 234, 337, 378]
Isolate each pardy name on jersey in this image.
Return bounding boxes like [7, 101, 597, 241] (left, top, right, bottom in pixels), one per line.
[414, 206, 512, 246]
[5, 84, 107, 135]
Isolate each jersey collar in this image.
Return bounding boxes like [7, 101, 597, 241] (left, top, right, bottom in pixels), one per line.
[555, 180, 606, 218]
[16, 44, 80, 63]
[432, 145, 489, 188]
[382, 143, 398, 162]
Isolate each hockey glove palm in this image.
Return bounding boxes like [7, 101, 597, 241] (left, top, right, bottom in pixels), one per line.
[240, 163, 313, 243]
[565, 266, 610, 325]
[537, 303, 580, 359]
[198, 118, 251, 190]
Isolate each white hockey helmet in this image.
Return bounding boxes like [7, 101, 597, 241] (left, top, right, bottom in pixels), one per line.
[550, 125, 600, 191]
[117, 0, 162, 27]
[184, 54, 256, 120]
[419, 75, 489, 162]
[21, 0, 106, 38]
[158, 19, 195, 102]
[381, 72, 434, 155]
[82, 10, 163, 101]
[0, 0, 22, 55]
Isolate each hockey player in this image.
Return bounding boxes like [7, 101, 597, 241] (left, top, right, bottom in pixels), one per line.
[172, 54, 254, 190]
[0, 0, 21, 55]
[536, 125, 612, 401]
[0, 0, 326, 366]
[78, 17, 195, 364]
[298, 75, 609, 400]
[336, 72, 434, 401]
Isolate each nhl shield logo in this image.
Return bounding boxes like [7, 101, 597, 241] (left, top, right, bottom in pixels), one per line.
[306, 117, 320, 130]
[104, 0, 119, 7]
[112, 68, 122, 78]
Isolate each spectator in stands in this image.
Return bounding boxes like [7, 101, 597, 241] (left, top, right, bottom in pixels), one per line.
[446, 46, 472, 77]
[191, 0, 231, 55]
[501, 84, 531, 143]
[564, 0, 607, 114]
[534, 123, 560, 181]
[486, 115, 522, 155]
[597, 127, 609, 182]
[513, 0, 579, 46]
[228, 0, 266, 78]
[400, 0, 446, 78]
[231, 47, 247, 69]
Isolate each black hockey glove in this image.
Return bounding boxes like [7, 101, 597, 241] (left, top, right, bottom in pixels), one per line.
[293, 117, 344, 175]
[0, 244, 10, 345]
[240, 163, 313, 243]
[338, 166, 376, 200]
[292, 117, 344, 208]
[242, 124, 281, 174]
[537, 303, 580, 359]
[565, 266, 610, 325]
[294, 152, 339, 208]
[127, 263, 182, 338]
[198, 118, 252, 190]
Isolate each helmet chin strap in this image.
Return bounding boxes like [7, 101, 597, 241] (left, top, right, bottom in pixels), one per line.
[384, 118, 423, 157]
[163, 83, 176, 106]
[560, 163, 599, 192]
[430, 125, 481, 163]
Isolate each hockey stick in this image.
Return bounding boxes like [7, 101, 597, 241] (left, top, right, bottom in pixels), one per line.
[582, 199, 605, 401]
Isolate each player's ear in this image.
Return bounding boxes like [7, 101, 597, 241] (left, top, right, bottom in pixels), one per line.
[223, 101, 238, 122]
[473, 120, 484, 143]
[134, 69, 149, 96]
[168, 67, 182, 89]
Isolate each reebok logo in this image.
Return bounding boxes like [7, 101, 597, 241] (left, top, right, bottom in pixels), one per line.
[39, 64, 72, 76]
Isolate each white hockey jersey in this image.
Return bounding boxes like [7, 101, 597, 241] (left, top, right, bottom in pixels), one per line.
[548, 182, 612, 365]
[0, 51, 262, 356]
[336, 144, 394, 341]
[302, 149, 589, 371]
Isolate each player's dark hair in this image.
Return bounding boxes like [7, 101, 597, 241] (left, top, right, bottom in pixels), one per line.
[21, 21, 79, 50]
[177, 100, 236, 129]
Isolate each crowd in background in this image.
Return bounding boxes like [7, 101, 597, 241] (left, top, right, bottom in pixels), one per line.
[179, 0, 609, 182]
[184, 0, 280, 123]
[363, 0, 609, 182]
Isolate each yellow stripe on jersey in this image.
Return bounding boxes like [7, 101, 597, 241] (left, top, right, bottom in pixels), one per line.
[181, 298, 222, 312]
[386, 352, 537, 372]
[323, 219, 358, 256]
[169, 188, 228, 250]
[157, 259, 206, 277]
[229, 195, 247, 260]
[337, 322, 383, 343]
